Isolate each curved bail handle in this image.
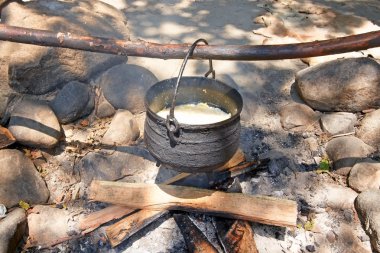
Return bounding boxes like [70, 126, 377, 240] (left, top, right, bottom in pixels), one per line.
[166, 38, 215, 145]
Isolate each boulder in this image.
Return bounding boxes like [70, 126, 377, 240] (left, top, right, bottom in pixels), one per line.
[357, 109, 380, 149]
[280, 103, 320, 130]
[326, 136, 375, 175]
[8, 98, 61, 148]
[97, 64, 158, 113]
[0, 149, 49, 208]
[349, 160, 380, 192]
[355, 190, 380, 252]
[101, 110, 140, 145]
[295, 57, 380, 112]
[0, 208, 26, 253]
[320, 112, 357, 135]
[50, 81, 93, 123]
[0, 0, 129, 95]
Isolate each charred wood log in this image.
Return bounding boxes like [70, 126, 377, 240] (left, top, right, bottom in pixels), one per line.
[105, 150, 246, 247]
[173, 213, 218, 253]
[214, 179, 259, 253]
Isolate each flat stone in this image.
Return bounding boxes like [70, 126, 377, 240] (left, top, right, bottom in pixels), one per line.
[357, 109, 380, 149]
[8, 98, 62, 148]
[349, 160, 380, 192]
[280, 102, 320, 130]
[97, 64, 158, 114]
[0, 149, 49, 208]
[295, 57, 380, 112]
[1, 0, 129, 95]
[326, 136, 375, 175]
[101, 110, 140, 145]
[50, 81, 93, 123]
[26, 205, 81, 248]
[0, 208, 26, 253]
[79, 149, 156, 185]
[355, 190, 380, 252]
[320, 112, 357, 135]
[96, 92, 116, 118]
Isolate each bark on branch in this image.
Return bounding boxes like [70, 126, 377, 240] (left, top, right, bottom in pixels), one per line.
[0, 24, 379, 60]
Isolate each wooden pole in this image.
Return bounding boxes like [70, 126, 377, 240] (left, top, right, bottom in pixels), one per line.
[0, 24, 379, 60]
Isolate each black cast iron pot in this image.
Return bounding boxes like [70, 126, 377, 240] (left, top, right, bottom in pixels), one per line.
[144, 39, 243, 173]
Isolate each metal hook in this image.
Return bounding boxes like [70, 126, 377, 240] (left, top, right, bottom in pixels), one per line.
[166, 38, 216, 145]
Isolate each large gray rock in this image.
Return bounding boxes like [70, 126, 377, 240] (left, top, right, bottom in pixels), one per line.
[101, 110, 140, 145]
[326, 136, 375, 175]
[50, 81, 94, 123]
[79, 149, 155, 185]
[349, 160, 380, 192]
[8, 99, 62, 148]
[0, 0, 129, 95]
[280, 102, 320, 130]
[355, 190, 380, 252]
[0, 208, 26, 253]
[295, 57, 380, 112]
[320, 112, 357, 136]
[97, 64, 158, 113]
[0, 149, 49, 208]
[357, 109, 380, 149]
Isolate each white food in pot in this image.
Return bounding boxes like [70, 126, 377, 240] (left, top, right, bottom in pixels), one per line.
[156, 102, 231, 125]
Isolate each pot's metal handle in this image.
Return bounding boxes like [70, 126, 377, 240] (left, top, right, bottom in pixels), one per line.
[166, 39, 215, 146]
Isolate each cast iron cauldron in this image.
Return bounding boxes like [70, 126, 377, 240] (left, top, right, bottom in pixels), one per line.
[144, 39, 243, 173]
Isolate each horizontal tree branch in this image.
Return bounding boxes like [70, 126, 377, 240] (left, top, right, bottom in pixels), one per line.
[0, 24, 379, 60]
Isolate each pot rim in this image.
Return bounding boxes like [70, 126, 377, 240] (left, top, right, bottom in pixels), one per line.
[145, 76, 243, 130]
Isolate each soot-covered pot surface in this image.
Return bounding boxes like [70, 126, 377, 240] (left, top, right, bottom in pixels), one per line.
[144, 39, 243, 173]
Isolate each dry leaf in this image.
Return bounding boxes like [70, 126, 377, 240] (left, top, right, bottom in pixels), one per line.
[23, 149, 32, 158]
[0, 126, 16, 149]
[19, 200, 30, 210]
[80, 119, 90, 127]
[30, 150, 43, 159]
